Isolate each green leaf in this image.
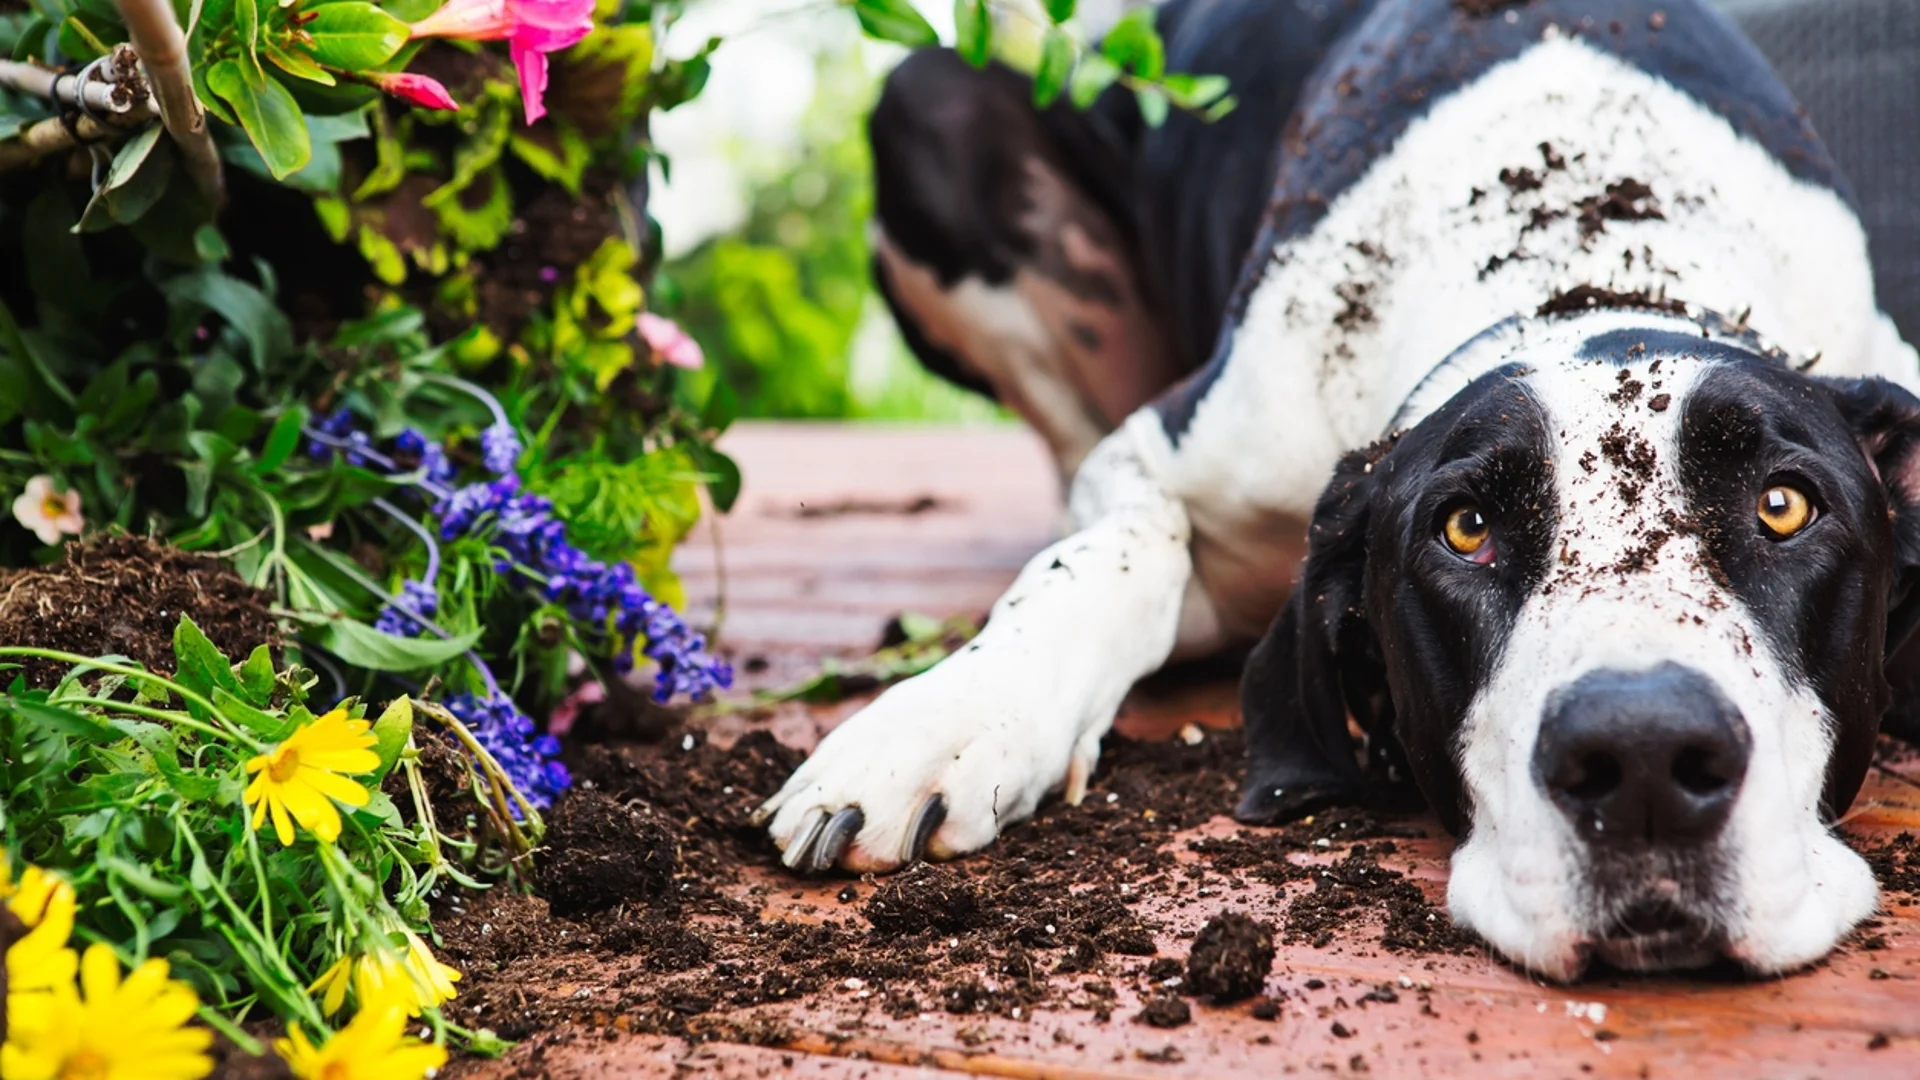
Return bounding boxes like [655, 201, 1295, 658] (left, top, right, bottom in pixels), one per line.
[235, 0, 261, 77]
[213, 686, 297, 740]
[254, 404, 307, 475]
[302, 2, 408, 70]
[369, 696, 412, 779]
[173, 616, 240, 703]
[160, 268, 294, 373]
[1034, 26, 1073, 108]
[206, 60, 311, 180]
[1136, 86, 1169, 128]
[1100, 7, 1164, 79]
[310, 619, 483, 673]
[194, 225, 230, 263]
[102, 856, 188, 901]
[75, 123, 168, 233]
[6, 697, 115, 743]
[688, 442, 741, 514]
[238, 644, 276, 707]
[507, 126, 592, 199]
[1069, 51, 1119, 108]
[1042, 0, 1074, 23]
[1158, 72, 1230, 109]
[262, 35, 336, 86]
[953, 0, 989, 66]
[851, 0, 937, 47]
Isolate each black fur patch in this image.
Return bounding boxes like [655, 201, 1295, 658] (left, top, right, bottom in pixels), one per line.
[1676, 364, 1910, 818]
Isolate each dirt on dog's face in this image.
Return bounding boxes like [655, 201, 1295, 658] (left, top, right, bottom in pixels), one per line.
[1242, 315, 1920, 980]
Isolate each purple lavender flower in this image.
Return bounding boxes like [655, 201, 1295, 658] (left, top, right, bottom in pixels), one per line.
[480, 422, 523, 476]
[306, 407, 356, 459]
[302, 397, 732, 704]
[444, 690, 569, 813]
[375, 579, 440, 636]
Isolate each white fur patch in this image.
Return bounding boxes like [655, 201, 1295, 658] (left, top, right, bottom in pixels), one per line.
[1444, 348, 1878, 978]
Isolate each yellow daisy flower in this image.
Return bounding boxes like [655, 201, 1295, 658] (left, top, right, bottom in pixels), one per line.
[2, 856, 80, 1038]
[276, 985, 448, 1080]
[243, 708, 380, 846]
[0, 943, 212, 1080]
[399, 928, 461, 1010]
[308, 932, 461, 1017]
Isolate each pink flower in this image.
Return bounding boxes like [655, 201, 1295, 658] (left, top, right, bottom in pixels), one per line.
[408, 0, 595, 125]
[637, 312, 704, 370]
[11, 475, 83, 545]
[365, 70, 460, 111]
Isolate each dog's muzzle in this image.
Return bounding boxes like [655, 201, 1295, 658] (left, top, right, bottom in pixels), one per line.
[1533, 663, 1753, 968]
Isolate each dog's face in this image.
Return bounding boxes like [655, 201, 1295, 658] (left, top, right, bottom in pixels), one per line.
[1239, 316, 1920, 979]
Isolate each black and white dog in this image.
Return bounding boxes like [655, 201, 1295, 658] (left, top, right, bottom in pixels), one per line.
[756, 0, 1920, 980]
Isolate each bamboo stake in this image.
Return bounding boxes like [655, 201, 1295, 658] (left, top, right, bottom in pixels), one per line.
[0, 112, 127, 171]
[0, 58, 144, 117]
[112, 0, 222, 206]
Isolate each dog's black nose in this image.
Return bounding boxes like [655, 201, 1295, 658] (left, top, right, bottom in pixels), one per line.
[1534, 663, 1751, 848]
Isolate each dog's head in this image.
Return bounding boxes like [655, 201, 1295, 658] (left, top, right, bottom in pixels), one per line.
[1239, 310, 1920, 979]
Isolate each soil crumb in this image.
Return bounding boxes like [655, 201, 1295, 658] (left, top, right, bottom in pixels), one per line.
[0, 535, 278, 687]
[1185, 913, 1277, 1002]
[538, 789, 681, 917]
[1137, 993, 1192, 1028]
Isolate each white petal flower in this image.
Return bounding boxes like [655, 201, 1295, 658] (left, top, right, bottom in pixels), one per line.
[11, 475, 83, 546]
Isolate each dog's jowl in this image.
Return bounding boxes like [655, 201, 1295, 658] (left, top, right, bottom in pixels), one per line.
[759, 0, 1920, 979]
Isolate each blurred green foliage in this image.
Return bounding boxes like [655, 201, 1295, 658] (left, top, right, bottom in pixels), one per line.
[657, 53, 1004, 424]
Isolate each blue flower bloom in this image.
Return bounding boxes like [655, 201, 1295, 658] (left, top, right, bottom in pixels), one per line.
[444, 690, 569, 814]
[480, 422, 523, 476]
[375, 579, 440, 636]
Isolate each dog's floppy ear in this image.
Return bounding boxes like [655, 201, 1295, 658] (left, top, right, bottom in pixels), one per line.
[1825, 377, 1920, 656]
[1825, 377, 1920, 742]
[1236, 443, 1394, 824]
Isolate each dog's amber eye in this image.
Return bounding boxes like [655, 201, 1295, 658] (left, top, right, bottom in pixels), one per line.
[1443, 505, 1492, 559]
[1757, 485, 1814, 538]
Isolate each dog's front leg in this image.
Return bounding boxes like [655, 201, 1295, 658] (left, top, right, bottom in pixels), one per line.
[758, 417, 1195, 873]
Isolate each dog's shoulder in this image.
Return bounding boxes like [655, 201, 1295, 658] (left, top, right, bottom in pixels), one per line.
[1269, 0, 1843, 251]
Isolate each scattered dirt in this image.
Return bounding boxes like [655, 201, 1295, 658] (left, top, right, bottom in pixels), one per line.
[1185, 913, 1277, 1002]
[0, 535, 279, 687]
[1537, 284, 1688, 319]
[1576, 178, 1665, 239]
[783, 495, 949, 519]
[413, 724, 1479, 1073]
[1137, 994, 1192, 1028]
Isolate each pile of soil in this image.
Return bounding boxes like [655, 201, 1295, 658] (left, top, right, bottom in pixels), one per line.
[422, 724, 1478, 1074]
[1185, 913, 1276, 1002]
[0, 535, 278, 687]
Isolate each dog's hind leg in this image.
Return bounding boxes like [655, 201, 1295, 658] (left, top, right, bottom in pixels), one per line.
[869, 50, 1178, 479]
[758, 412, 1203, 873]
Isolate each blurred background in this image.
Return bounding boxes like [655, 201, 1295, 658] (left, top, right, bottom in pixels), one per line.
[648, 0, 1920, 423]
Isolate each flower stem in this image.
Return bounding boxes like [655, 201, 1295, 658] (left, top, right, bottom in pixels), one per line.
[373, 496, 442, 583]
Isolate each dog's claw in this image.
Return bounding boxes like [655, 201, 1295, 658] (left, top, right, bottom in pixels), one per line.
[807, 806, 864, 874]
[781, 808, 827, 870]
[904, 794, 947, 864]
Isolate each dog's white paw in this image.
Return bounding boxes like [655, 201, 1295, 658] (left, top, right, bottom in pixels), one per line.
[755, 656, 1098, 874]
